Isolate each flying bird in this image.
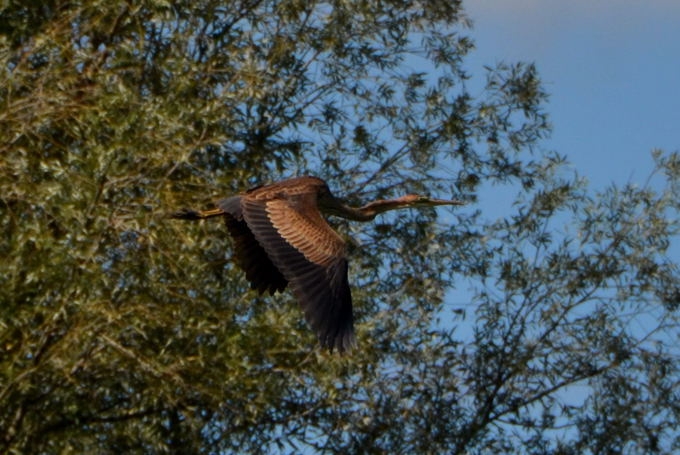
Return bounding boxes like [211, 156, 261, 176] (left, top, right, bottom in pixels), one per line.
[172, 176, 464, 352]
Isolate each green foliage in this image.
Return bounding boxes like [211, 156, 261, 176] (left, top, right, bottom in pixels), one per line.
[1, 1, 679, 453]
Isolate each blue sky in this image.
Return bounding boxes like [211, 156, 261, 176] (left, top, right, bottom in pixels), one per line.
[464, 0, 680, 186]
[439, 2, 680, 431]
[442, 1, 680, 344]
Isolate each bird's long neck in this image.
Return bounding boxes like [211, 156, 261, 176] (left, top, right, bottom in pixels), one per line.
[320, 193, 465, 222]
[320, 203, 374, 221]
[325, 199, 413, 222]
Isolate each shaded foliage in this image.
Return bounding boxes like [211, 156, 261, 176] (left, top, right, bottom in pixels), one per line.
[1, 1, 679, 453]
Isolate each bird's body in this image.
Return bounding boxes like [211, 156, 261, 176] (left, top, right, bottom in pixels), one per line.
[172, 176, 464, 352]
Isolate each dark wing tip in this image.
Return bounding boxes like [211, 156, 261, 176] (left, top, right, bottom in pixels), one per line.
[300, 258, 355, 354]
[320, 327, 356, 354]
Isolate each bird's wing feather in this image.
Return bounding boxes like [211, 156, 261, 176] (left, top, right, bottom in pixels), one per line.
[241, 195, 355, 352]
[217, 196, 287, 295]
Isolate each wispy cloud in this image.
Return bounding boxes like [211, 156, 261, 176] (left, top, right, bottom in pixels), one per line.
[465, 0, 680, 60]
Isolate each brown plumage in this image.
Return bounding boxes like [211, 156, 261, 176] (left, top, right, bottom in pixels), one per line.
[172, 176, 464, 352]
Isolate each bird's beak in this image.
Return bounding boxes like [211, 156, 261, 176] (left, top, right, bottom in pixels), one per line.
[429, 197, 466, 206]
[408, 196, 466, 207]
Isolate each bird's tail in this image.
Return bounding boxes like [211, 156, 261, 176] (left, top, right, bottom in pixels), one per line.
[169, 208, 225, 220]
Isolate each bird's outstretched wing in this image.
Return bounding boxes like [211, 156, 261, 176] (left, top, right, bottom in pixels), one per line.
[217, 196, 287, 295]
[239, 194, 355, 352]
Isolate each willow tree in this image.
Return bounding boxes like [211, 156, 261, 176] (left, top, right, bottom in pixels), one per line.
[1, 1, 679, 453]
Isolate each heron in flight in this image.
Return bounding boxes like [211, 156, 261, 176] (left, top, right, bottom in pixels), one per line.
[172, 176, 464, 352]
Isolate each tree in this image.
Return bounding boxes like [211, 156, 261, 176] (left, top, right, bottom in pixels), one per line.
[1, 1, 678, 453]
